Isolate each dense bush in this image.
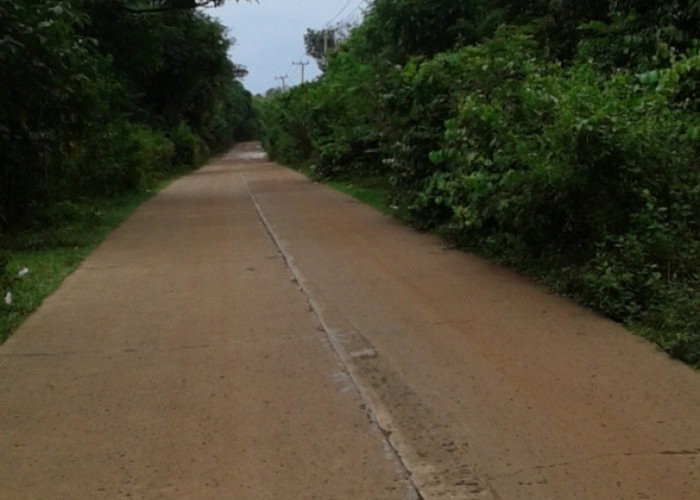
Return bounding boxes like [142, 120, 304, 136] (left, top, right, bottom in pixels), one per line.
[170, 121, 205, 170]
[359, 0, 494, 64]
[260, 47, 383, 179]
[416, 33, 698, 356]
[0, 0, 110, 227]
[78, 121, 175, 194]
[257, 0, 699, 366]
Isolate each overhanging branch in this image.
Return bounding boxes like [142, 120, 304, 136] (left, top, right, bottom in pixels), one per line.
[121, 1, 230, 15]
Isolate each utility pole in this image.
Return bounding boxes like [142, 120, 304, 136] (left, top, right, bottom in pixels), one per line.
[292, 60, 310, 84]
[274, 75, 288, 91]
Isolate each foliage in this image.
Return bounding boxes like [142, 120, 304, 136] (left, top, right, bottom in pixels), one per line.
[257, 0, 700, 366]
[578, 1, 699, 72]
[0, 0, 256, 233]
[0, 190, 159, 345]
[170, 121, 205, 169]
[114, 0, 243, 15]
[0, 0, 110, 228]
[0, 0, 258, 345]
[77, 121, 175, 193]
[259, 43, 383, 180]
[418, 34, 698, 327]
[304, 25, 348, 71]
[360, 0, 494, 64]
[82, 2, 252, 141]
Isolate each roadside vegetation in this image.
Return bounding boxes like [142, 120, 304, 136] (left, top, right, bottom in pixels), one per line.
[1, 0, 258, 342]
[258, 0, 699, 367]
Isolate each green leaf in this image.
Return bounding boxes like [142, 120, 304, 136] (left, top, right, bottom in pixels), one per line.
[637, 70, 659, 84]
[428, 150, 445, 165]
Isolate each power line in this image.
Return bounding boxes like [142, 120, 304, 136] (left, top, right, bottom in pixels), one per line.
[345, 0, 368, 23]
[280, 0, 368, 92]
[326, 0, 354, 25]
[344, 0, 368, 22]
[331, 0, 367, 28]
[318, 0, 367, 34]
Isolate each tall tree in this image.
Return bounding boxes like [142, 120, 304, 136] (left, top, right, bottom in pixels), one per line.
[361, 0, 492, 64]
[0, 0, 113, 227]
[304, 26, 348, 71]
[0, 0, 256, 229]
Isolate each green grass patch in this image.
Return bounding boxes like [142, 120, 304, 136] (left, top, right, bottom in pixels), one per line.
[0, 189, 163, 344]
[289, 165, 404, 218]
[326, 180, 395, 216]
[312, 175, 413, 219]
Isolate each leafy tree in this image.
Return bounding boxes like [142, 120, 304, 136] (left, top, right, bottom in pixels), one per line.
[304, 26, 348, 71]
[0, 0, 255, 230]
[113, 0, 245, 15]
[82, 1, 254, 146]
[360, 0, 493, 64]
[0, 0, 114, 227]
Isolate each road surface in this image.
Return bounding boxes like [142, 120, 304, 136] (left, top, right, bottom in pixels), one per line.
[1, 143, 698, 499]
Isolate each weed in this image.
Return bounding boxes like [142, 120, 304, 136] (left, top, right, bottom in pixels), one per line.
[0, 192, 153, 344]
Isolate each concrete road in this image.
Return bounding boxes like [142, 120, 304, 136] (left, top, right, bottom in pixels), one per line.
[1, 143, 698, 499]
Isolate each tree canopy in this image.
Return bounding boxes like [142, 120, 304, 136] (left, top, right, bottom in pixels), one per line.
[304, 25, 349, 71]
[116, 0, 241, 14]
[0, 0, 257, 230]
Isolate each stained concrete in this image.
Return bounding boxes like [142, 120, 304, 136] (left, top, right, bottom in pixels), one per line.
[1, 143, 698, 499]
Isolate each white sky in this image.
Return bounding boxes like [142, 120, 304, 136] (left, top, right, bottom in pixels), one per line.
[205, 0, 366, 95]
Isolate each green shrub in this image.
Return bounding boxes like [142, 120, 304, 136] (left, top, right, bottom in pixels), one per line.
[78, 121, 174, 195]
[256, 4, 700, 366]
[170, 122, 204, 170]
[414, 35, 699, 364]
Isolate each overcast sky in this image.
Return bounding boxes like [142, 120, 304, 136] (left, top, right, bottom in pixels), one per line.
[206, 0, 366, 95]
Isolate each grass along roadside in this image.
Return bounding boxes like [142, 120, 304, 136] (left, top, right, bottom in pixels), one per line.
[326, 180, 397, 217]
[0, 189, 164, 345]
[0, 169, 393, 346]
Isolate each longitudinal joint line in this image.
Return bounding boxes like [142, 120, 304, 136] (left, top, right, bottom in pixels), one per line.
[239, 171, 425, 500]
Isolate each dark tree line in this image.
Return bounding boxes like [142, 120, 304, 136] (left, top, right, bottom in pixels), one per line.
[0, 0, 256, 230]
